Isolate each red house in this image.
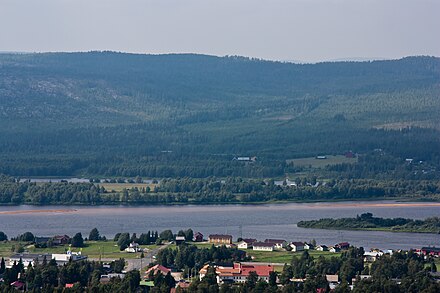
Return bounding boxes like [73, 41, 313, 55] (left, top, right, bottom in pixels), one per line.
[194, 232, 204, 242]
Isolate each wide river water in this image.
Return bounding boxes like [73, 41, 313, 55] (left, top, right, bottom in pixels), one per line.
[1, 201, 439, 250]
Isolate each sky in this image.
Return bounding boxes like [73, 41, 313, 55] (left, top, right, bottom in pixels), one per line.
[0, 0, 439, 62]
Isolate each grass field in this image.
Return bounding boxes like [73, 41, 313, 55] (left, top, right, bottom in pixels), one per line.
[98, 183, 157, 192]
[287, 155, 358, 168]
[247, 249, 341, 263]
[0, 241, 160, 259]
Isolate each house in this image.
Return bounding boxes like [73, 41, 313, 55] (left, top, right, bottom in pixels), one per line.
[194, 232, 204, 242]
[100, 273, 125, 284]
[364, 250, 383, 262]
[264, 239, 286, 249]
[352, 275, 372, 284]
[8, 253, 52, 268]
[10, 281, 25, 291]
[34, 237, 51, 245]
[252, 242, 274, 252]
[145, 264, 172, 278]
[199, 263, 274, 284]
[345, 151, 356, 158]
[175, 236, 186, 245]
[8, 251, 87, 268]
[237, 238, 257, 249]
[303, 243, 314, 250]
[52, 251, 87, 264]
[329, 246, 341, 253]
[336, 242, 350, 250]
[290, 242, 305, 252]
[417, 247, 440, 257]
[208, 234, 232, 245]
[316, 155, 327, 160]
[326, 274, 340, 290]
[52, 235, 70, 245]
[316, 245, 328, 251]
[124, 242, 141, 253]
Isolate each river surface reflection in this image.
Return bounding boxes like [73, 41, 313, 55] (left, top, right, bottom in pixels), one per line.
[1, 201, 439, 250]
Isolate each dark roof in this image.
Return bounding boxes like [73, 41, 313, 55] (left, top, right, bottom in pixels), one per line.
[291, 242, 305, 246]
[10, 253, 52, 260]
[241, 238, 257, 244]
[253, 242, 274, 247]
[35, 237, 51, 243]
[421, 247, 440, 252]
[209, 234, 232, 239]
[264, 239, 286, 244]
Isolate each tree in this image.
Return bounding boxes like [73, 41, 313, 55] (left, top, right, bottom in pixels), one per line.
[246, 271, 259, 289]
[0, 231, 7, 241]
[117, 233, 130, 251]
[184, 229, 194, 241]
[88, 228, 100, 241]
[0, 257, 5, 274]
[71, 233, 84, 247]
[159, 230, 174, 242]
[269, 271, 277, 287]
[114, 233, 121, 241]
[19, 232, 34, 242]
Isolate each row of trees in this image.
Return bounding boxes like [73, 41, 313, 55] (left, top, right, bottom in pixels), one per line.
[1, 173, 440, 205]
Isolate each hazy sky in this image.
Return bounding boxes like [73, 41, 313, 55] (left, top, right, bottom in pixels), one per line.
[1, 0, 439, 62]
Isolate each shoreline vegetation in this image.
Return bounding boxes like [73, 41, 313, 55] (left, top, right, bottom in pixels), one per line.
[297, 213, 440, 234]
[1, 174, 440, 206]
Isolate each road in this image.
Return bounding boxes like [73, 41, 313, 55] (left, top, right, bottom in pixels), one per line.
[89, 242, 172, 272]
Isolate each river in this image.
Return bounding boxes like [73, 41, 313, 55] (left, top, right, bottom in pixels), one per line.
[1, 201, 439, 250]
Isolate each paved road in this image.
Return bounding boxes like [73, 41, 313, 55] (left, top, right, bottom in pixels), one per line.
[125, 242, 172, 271]
[89, 242, 172, 272]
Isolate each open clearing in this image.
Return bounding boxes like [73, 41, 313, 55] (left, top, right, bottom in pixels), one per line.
[287, 155, 358, 168]
[98, 183, 157, 192]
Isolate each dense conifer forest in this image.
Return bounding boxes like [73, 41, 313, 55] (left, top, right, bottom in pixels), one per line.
[0, 52, 439, 202]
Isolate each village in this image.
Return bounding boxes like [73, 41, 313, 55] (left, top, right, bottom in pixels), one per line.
[1, 230, 439, 291]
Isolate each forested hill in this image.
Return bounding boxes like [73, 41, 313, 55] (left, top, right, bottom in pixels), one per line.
[0, 52, 439, 177]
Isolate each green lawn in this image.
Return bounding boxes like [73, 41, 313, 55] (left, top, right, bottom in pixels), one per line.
[287, 155, 357, 169]
[246, 249, 341, 263]
[0, 241, 160, 260]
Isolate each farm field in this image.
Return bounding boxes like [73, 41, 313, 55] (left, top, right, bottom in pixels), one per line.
[287, 155, 358, 169]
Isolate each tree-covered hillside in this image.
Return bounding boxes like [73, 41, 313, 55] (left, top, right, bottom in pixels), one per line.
[0, 52, 439, 178]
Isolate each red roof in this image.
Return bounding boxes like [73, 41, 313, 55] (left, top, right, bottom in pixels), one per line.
[65, 284, 74, 288]
[239, 264, 274, 277]
[145, 264, 171, 276]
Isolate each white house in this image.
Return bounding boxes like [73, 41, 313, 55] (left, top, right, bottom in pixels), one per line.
[125, 242, 141, 253]
[237, 238, 257, 249]
[252, 242, 274, 252]
[364, 251, 383, 262]
[264, 239, 286, 250]
[316, 245, 328, 251]
[329, 246, 341, 253]
[304, 243, 314, 250]
[290, 242, 305, 252]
